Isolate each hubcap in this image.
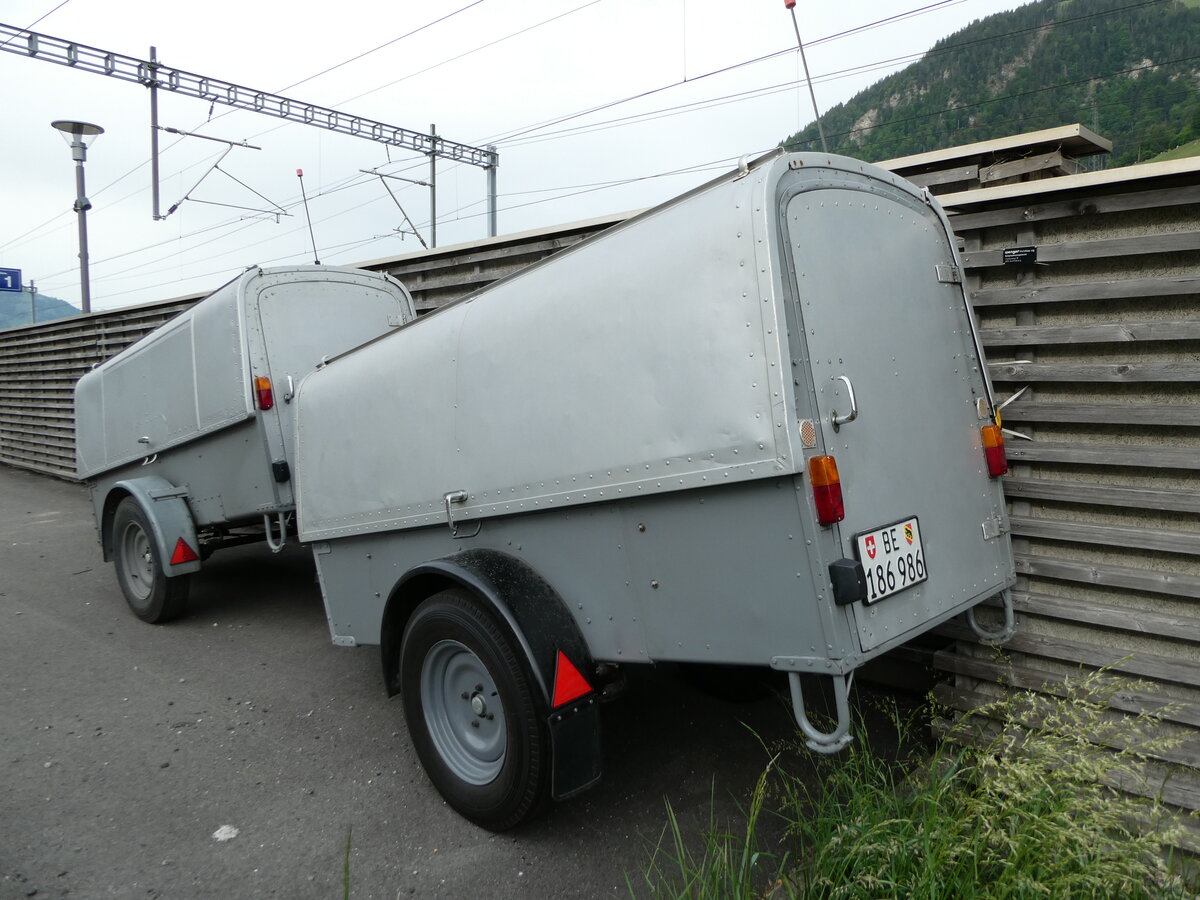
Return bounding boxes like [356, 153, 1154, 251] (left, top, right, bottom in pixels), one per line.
[421, 640, 505, 785]
[120, 522, 154, 601]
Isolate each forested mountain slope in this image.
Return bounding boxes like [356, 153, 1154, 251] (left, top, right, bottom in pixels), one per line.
[782, 0, 1200, 166]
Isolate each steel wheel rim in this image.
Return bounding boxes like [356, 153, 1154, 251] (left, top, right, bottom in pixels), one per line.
[420, 639, 506, 785]
[119, 521, 154, 602]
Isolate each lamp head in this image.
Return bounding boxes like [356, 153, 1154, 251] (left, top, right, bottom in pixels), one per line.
[52, 120, 104, 159]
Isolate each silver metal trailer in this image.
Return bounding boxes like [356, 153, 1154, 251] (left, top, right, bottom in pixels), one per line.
[75, 264, 415, 622]
[293, 151, 1016, 830]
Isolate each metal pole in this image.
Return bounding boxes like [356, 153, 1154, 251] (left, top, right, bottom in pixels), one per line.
[486, 144, 498, 238]
[150, 45, 162, 220]
[428, 124, 437, 249]
[788, 5, 828, 153]
[73, 142, 93, 314]
[28, 279, 36, 324]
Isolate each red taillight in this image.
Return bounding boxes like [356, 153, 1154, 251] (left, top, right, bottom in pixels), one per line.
[809, 455, 844, 525]
[551, 651, 593, 708]
[255, 376, 274, 411]
[982, 424, 1008, 477]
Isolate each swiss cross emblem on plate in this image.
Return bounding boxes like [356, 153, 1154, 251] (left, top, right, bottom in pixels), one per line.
[864, 535, 877, 560]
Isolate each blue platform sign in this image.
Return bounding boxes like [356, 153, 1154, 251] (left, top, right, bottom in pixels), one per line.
[0, 268, 21, 292]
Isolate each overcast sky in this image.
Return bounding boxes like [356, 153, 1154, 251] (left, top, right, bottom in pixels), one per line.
[0, 0, 1026, 312]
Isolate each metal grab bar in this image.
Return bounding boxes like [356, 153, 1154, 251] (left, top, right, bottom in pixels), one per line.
[967, 588, 1016, 645]
[787, 670, 854, 754]
[831, 375, 858, 432]
[264, 512, 287, 553]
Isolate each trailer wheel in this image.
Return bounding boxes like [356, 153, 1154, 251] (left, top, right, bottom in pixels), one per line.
[399, 589, 549, 830]
[112, 497, 190, 624]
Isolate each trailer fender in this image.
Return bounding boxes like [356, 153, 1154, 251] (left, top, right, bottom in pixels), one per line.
[100, 477, 202, 577]
[382, 549, 602, 801]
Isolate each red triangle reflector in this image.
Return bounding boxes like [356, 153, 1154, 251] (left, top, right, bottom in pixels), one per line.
[170, 538, 200, 565]
[551, 651, 592, 708]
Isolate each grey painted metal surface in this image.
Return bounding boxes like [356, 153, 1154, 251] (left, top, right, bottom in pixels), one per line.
[299, 152, 1013, 676]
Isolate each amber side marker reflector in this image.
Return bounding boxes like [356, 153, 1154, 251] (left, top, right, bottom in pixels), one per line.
[808, 454, 845, 525]
[254, 376, 274, 411]
[551, 651, 593, 708]
[982, 424, 1008, 477]
[170, 538, 200, 565]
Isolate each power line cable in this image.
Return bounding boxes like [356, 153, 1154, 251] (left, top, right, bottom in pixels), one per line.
[0, 0, 70, 48]
[488, 0, 1174, 149]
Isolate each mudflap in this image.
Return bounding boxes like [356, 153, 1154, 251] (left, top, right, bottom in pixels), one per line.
[549, 695, 603, 800]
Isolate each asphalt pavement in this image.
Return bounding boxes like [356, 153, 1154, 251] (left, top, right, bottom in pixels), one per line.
[0, 463, 911, 900]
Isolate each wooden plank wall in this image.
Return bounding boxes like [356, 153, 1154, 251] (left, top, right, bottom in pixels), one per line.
[935, 168, 1200, 824]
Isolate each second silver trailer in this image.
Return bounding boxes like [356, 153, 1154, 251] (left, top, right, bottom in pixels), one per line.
[75, 265, 414, 622]
[293, 151, 1016, 829]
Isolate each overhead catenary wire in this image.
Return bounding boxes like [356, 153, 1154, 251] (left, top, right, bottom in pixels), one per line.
[49, 2, 1190, 285]
[0, 0, 70, 49]
[0, 1, 503, 251]
[0, 0, 609, 262]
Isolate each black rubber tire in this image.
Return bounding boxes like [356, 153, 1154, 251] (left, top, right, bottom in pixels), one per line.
[399, 589, 550, 831]
[111, 497, 190, 624]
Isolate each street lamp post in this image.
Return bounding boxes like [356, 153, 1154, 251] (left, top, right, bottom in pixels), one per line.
[51, 120, 104, 314]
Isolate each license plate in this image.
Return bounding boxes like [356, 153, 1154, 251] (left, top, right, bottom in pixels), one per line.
[854, 516, 928, 604]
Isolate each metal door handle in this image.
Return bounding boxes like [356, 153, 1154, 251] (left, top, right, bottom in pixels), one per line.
[831, 375, 858, 432]
[444, 490, 481, 538]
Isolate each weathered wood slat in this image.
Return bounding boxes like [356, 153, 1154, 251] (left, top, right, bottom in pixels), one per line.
[999, 401, 1200, 428]
[1005, 441, 1200, 471]
[972, 275, 1200, 307]
[0, 315, 179, 348]
[1003, 477, 1200, 513]
[0, 449, 75, 475]
[937, 619, 1200, 688]
[1008, 515, 1200, 557]
[963, 230, 1200, 268]
[394, 269, 503, 294]
[1011, 591, 1200, 643]
[989, 362, 1200, 382]
[981, 320, 1200, 347]
[932, 648, 1200, 729]
[934, 682, 1200, 770]
[979, 151, 1073, 185]
[1013, 555, 1200, 600]
[0, 427, 76, 446]
[380, 229, 606, 279]
[947, 184, 1200, 231]
[906, 164, 979, 188]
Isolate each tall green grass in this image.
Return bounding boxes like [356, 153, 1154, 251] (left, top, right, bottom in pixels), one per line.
[634, 669, 1191, 899]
